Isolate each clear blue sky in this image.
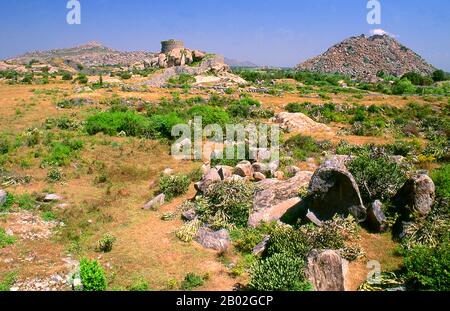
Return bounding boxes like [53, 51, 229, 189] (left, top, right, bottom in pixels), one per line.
[0, 0, 449, 70]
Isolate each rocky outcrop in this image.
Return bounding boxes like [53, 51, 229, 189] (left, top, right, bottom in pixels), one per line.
[305, 250, 348, 291]
[273, 112, 332, 134]
[195, 227, 231, 252]
[393, 174, 435, 217]
[307, 160, 366, 222]
[248, 171, 313, 227]
[143, 54, 230, 88]
[296, 34, 436, 82]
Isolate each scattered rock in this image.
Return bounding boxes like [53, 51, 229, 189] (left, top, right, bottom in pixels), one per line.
[195, 227, 231, 252]
[366, 200, 387, 232]
[305, 249, 348, 291]
[0, 189, 6, 206]
[393, 174, 435, 217]
[143, 193, 165, 210]
[195, 168, 221, 193]
[43, 194, 63, 202]
[308, 161, 366, 222]
[234, 161, 254, 178]
[182, 209, 197, 221]
[252, 236, 270, 256]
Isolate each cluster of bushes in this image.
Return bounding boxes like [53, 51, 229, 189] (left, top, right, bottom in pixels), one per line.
[233, 69, 350, 87]
[85, 95, 270, 141]
[43, 139, 84, 167]
[158, 173, 191, 201]
[246, 216, 361, 291]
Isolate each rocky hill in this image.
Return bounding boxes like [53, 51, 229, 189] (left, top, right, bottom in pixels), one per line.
[7, 41, 156, 67]
[296, 34, 436, 82]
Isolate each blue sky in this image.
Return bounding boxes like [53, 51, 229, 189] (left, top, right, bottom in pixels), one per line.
[0, 0, 449, 70]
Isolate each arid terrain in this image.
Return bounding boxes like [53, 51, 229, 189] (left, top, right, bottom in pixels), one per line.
[0, 37, 448, 292]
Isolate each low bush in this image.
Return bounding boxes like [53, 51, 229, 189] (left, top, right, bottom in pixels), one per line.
[43, 139, 84, 167]
[0, 272, 17, 291]
[249, 253, 311, 291]
[86, 111, 152, 138]
[348, 154, 407, 204]
[158, 174, 190, 201]
[0, 228, 15, 249]
[97, 233, 116, 253]
[42, 211, 56, 221]
[199, 180, 255, 228]
[284, 135, 331, 161]
[79, 258, 107, 291]
[180, 273, 205, 290]
[187, 105, 230, 126]
[403, 241, 450, 291]
[231, 223, 277, 254]
[431, 164, 450, 199]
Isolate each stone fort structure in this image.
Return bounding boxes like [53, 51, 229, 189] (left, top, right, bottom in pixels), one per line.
[161, 40, 184, 53]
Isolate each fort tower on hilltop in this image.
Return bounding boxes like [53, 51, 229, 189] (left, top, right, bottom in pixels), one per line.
[161, 40, 184, 53]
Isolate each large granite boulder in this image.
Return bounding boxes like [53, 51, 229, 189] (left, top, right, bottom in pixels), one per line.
[305, 250, 348, 291]
[393, 174, 435, 217]
[248, 171, 313, 227]
[308, 160, 366, 222]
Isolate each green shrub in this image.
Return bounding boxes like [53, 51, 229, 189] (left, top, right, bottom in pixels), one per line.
[97, 233, 116, 253]
[0, 228, 15, 249]
[61, 72, 73, 81]
[86, 111, 153, 138]
[168, 73, 195, 86]
[231, 223, 277, 254]
[76, 74, 88, 84]
[43, 139, 83, 166]
[79, 258, 107, 291]
[188, 105, 230, 126]
[0, 136, 10, 154]
[120, 72, 132, 80]
[158, 174, 190, 201]
[148, 112, 184, 139]
[249, 254, 311, 291]
[431, 164, 450, 199]
[14, 193, 36, 210]
[47, 168, 63, 183]
[180, 273, 205, 290]
[42, 211, 56, 221]
[348, 154, 407, 203]
[0, 272, 17, 291]
[403, 241, 450, 291]
[392, 78, 416, 95]
[129, 278, 150, 291]
[199, 180, 255, 228]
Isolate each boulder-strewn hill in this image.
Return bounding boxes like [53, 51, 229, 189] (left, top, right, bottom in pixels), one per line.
[296, 34, 436, 82]
[7, 41, 156, 67]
